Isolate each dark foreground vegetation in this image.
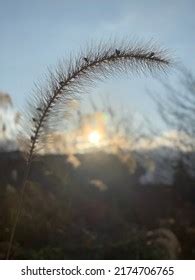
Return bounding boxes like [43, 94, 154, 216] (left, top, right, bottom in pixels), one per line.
[0, 151, 195, 259]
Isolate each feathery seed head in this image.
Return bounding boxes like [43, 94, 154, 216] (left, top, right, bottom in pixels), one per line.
[20, 39, 173, 163]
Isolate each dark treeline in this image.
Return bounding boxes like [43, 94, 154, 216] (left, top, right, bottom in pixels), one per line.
[0, 150, 195, 260]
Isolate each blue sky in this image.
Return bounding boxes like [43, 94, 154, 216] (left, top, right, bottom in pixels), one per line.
[0, 0, 195, 131]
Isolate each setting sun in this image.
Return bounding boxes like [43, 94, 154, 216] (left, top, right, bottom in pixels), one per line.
[88, 130, 101, 145]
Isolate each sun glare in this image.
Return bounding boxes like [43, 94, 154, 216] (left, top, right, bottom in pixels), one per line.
[88, 130, 101, 145]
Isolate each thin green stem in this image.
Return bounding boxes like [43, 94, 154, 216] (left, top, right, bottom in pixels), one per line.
[6, 160, 32, 260]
